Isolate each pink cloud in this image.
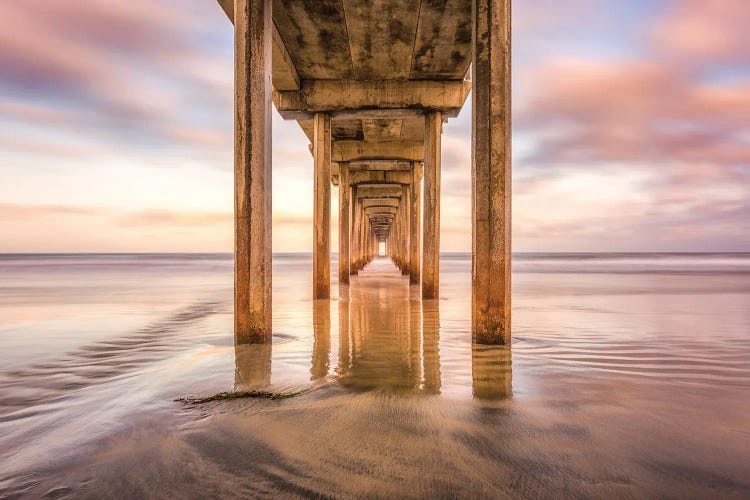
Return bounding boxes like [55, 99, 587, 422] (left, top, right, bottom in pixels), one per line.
[0, 203, 104, 221]
[517, 58, 750, 165]
[651, 0, 750, 65]
[114, 210, 229, 227]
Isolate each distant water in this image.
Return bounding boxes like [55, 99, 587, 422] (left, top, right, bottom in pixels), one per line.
[1, 253, 749, 498]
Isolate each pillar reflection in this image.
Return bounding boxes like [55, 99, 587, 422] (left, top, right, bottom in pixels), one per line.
[234, 343, 272, 390]
[332, 269, 441, 393]
[471, 344, 512, 400]
[311, 299, 331, 381]
[420, 298, 441, 393]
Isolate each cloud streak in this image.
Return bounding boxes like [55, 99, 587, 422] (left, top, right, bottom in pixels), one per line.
[0, 0, 748, 252]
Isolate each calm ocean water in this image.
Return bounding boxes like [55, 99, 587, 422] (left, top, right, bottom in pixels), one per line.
[1, 253, 749, 497]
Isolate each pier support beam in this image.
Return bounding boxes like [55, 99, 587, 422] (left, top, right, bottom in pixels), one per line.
[338, 162, 350, 283]
[409, 161, 422, 285]
[472, 0, 511, 344]
[234, 0, 272, 344]
[401, 185, 410, 275]
[313, 112, 331, 299]
[423, 111, 441, 299]
[350, 186, 359, 275]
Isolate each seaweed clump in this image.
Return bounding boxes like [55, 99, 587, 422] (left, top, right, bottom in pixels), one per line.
[176, 390, 300, 404]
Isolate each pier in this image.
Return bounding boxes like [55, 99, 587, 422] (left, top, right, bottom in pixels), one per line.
[218, 0, 511, 346]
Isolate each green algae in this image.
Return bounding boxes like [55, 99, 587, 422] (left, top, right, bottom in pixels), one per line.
[176, 390, 301, 404]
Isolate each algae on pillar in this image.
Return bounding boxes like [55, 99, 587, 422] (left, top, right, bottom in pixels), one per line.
[472, 0, 512, 344]
[234, 0, 272, 344]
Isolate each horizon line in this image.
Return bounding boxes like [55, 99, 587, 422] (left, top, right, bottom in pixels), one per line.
[1, 251, 749, 256]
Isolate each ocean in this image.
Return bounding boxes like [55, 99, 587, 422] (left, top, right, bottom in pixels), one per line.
[1, 253, 749, 497]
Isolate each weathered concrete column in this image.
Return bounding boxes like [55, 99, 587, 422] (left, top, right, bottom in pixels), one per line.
[362, 218, 368, 267]
[367, 221, 373, 263]
[354, 205, 362, 271]
[472, 0, 511, 344]
[423, 111, 442, 299]
[363, 209, 369, 266]
[350, 186, 359, 275]
[393, 205, 400, 268]
[396, 211, 403, 269]
[234, 0, 272, 344]
[401, 185, 410, 275]
[409, 162, 422, 285]
[313, 112, 331, 299]
[338, 162, 350, 283]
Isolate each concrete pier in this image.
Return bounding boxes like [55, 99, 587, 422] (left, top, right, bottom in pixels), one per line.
[422, 111, 441, 299]
[472, 0, 512, 344]
[313, 112, 331, 299]
[220, 0, 511, 345]
[338, 162, 350, 284]
[232, 0, 272, 344]
[409, 162, 422, 285]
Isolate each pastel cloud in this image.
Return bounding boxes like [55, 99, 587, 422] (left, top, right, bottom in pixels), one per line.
[0, 0, 748, 252]
[650, 0, 750, 65]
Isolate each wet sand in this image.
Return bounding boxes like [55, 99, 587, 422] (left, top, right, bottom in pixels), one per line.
[1, 254, 749, 498]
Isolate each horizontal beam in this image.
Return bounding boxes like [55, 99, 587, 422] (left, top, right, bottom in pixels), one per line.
[350, 160, 412, 171]
[331, 161, 412, 182]
[350, 170, 412, 185]
[362, 198, 400, 209]
[333, 141, 423, 162]
[357, 185, 404, 199]
[365, 206, 398, 216]
[274, 80, 470, 119]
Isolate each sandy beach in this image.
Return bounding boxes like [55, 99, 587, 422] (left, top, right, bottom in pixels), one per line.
[1, 253, 749, 498]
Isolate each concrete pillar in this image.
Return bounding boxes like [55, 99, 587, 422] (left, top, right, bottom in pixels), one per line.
[354, 206, 361, 271]
[409, 162, 422, 285]
[401, 185, 410, 275]
[391, 210, 399, 267]
[362, 219, 367, 267]
[234, 0, 272, 344]
[423, 111, 441, 299]
[362, 209, 368, 266]
[472, 0, 511, 344]
[350, 186, 359, 275]
[338, 162, 350, 283]
[313, 112, 331, 299]
[366, 220, 372, 263]
[394, 206, 400, 268]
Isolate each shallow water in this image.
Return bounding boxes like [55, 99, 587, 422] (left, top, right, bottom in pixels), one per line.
[1, 253, 749, 498]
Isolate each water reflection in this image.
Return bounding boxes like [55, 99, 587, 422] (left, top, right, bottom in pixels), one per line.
[311, 299, 331, 380]
[336, 281, 442, 393]
[471, 345, 512, 400]
[234, 261, 511, 399]
[234, 343, 272, 390]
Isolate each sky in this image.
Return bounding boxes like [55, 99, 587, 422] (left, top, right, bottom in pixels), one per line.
[1, 0, 748, 253]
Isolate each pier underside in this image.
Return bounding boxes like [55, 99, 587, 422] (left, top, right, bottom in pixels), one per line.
[220, 0, 510, 345]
